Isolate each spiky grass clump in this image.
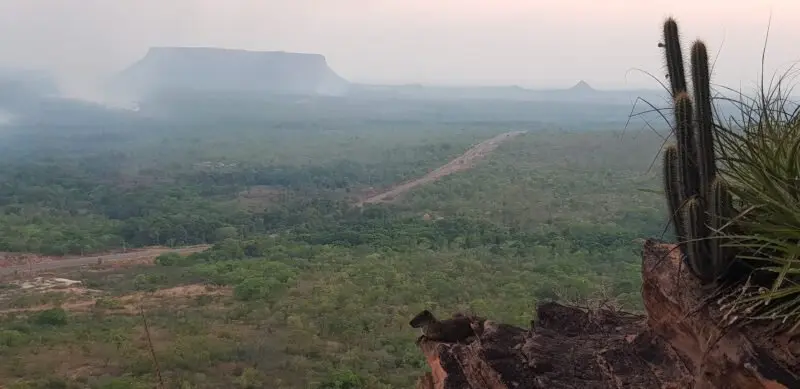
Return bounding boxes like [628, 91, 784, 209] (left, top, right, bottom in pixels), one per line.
[714, 74, 800, 327]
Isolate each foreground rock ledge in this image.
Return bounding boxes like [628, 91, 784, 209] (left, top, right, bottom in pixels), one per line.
[414, 240, 800, 388]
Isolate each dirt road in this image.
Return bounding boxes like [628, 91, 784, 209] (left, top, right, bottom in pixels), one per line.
[0, 132, 522, 275]
[359, 131, 526, 205]
[0, 245, 209, 276]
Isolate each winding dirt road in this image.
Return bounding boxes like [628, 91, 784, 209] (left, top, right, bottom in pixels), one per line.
[359, 130, 526, 205]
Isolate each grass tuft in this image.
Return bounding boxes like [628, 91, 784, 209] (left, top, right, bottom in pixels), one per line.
[713, 66, 800, 328]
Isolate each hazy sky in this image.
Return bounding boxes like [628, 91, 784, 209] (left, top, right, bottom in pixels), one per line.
[1, 0, 798, 93]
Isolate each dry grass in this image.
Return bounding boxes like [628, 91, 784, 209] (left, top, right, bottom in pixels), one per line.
[0, 282, 231, 315]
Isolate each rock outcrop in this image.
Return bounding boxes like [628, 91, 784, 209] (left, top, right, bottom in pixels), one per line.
[110, 47, 349, 99]
[641, 241, 800, 388]
[414, 240, 800, 388]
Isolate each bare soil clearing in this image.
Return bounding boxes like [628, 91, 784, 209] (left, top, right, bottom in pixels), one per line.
[0, 282, 231, 315]
[0, 245, 209, 277]
[359, 131, 526, 205]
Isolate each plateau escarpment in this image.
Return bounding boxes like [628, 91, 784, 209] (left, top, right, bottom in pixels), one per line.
[110, 47, 350, 99]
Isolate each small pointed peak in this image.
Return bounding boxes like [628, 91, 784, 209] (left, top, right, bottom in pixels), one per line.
[569, 80, 594, 91]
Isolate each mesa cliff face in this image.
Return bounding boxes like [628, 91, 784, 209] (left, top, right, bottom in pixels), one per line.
[110, 47, 350, 99]
[414, 240, 800, 388]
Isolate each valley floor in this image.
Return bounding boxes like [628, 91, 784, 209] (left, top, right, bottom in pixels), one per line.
[0, 124, 666, 388]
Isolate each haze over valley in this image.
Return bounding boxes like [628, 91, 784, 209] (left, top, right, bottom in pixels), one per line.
[0, 1, 797, 388]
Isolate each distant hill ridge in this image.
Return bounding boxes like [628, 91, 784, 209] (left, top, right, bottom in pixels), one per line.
[349, 80, 666, 105]
[107, 46, 674, 104]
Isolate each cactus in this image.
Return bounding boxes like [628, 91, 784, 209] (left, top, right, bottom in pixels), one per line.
[674, 92, 700, 201]
[659, 18, 734, 284]
[663, 18, 687, 95]
[709, 178, 734, 277]
[691, 41, 716, 199]
[683, 197, 710, 278]
[663, 144, 684, 241]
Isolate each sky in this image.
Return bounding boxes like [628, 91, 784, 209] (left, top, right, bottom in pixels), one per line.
[0, 0, 798, 95]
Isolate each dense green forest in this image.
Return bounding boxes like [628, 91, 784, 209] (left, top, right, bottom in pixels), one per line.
[0, 121, 502, 253]
[0, 98, 668, 388]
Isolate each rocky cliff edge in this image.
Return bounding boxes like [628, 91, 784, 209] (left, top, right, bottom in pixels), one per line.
[414, 240, 800, 388]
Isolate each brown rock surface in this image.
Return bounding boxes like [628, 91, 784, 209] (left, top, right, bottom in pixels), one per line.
[641, 240, 800, 388]
[414, 240, 800, 388]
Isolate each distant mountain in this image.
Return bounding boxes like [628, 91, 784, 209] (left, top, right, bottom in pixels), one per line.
[107, 46, 669, 106]
[568, 80, 594, 92]
[108, 47, 350, 99]
[0, 68, 59, 104]
[348, 81, 668, 105]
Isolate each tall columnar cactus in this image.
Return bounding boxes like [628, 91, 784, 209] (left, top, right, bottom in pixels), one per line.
[691, 41, 716, 199]
[683, 197, 711, 278]
[663, 144, 684, 240]
[659, 17, 733, 284]
[663, 19, 687, 96]
[709, 178, 734, 273]
[674, 92, 700, 201]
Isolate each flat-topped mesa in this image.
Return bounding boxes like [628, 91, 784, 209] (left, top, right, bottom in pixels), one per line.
[110, 47, 350, 98]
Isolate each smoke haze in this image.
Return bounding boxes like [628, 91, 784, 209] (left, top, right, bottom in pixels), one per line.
[0, 0, 798, 97]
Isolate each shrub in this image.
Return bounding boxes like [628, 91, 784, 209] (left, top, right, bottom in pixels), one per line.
[233, 278, 276, 301]
[716, 90, 800, 325]
[234, 367, 264, 389]
[155, 252, 184, 266]
[93, 377, 150, 389]
[213, 226, 239, 242]
[32, 308, 68, 326]
[317, 370, 366, 389]
[0, 329, 26, 348]
[94, 297, 124, 310]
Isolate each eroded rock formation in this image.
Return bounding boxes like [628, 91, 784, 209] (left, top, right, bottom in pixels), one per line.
[641, 241, 800, 388]
[414, 240, 800, 388]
